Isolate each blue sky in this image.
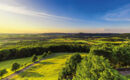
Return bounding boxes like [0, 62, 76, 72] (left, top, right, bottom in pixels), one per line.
[0, 0, 130, 33]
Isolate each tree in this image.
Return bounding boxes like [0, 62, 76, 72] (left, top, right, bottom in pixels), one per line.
[113, 44, 130, 67]
[73, 54, 127, 80]
[47, 51, 52, 55]
[11, 63, 20, 72]
[32, 55, 38, 62]
[58, 53, 82, 80]
[0, 69, 8, 79]
[42, 52, 47, 58]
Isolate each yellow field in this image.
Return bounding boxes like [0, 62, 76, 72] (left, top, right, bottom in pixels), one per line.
[11, 53, 86, 80]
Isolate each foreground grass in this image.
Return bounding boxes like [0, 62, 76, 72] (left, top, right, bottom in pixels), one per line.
[0, 57, 32, 69]
[11, 53, 86, 80]
[0, 56, 42, 79]
[126, 75, 130, 80]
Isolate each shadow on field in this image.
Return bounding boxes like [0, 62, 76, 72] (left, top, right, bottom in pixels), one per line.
[56, 55, 68, 59]
[19, 71, 44, 78]
[44, 53, 72, 59]
[40, 62, 55, 65]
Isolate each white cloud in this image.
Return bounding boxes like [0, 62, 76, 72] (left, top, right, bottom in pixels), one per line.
[0, 0, 73, 21]
[104, 4, 130, 21]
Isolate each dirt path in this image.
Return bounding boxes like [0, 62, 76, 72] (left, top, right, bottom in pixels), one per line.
[2, 59, 44, 80]
[119, 71, 130, 75]
[117, 68, 130, 76]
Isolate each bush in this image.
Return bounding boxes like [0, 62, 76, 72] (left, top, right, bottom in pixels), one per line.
[73, 54, 127, 80]
[32, 55, 38, 62]
[11, 63, 20, 72]
[47, 51, 52, 55]
[42, 52, 48, 58]
[0, 69, 8, 78]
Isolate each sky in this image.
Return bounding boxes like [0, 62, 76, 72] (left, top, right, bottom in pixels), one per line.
[0, 0, 130, 33]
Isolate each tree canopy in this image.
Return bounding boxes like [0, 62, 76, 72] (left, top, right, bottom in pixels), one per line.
[73, 54, 127, 80]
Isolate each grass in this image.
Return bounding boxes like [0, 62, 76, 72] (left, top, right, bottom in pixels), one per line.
[0, 57, 32, 69]
[11, 53, 87, 80]
[126, 75, 130, 80]
[0, 55, 41, 79]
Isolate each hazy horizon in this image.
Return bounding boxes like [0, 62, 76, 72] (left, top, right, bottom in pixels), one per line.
[0, 0, 130, 33]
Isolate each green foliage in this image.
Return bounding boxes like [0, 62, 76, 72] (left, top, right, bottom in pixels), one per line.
[90, 44, 130, 68]
[58, 53, 82, 80]
[90, 44, 115, 64]
[90, 44, 113, 58]
[0, 44, 90, 61]
[0, 69, 8, 78]
[32, 55, 38, 62]
[41, 51, 52, 59]
[113, 44, 130, 66]
[41, 52, 48, 58]
[47, 51, 52, 55]
[11, 63, 20, 71]
[73, 54, 127, 80]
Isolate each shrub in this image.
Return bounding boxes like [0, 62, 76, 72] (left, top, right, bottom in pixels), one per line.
[32, 55, 38, 62]
[47, 51, 52, 55]
[42, 52, 48, 58]
[11, 63, 20, 72]
[0, 69, 8, 78]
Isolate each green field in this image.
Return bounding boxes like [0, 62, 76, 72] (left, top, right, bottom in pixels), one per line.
[11, 53, 86, 80]
[0, 55, 42, 79]
[126, 75, 130, 79]
[0, 57, 32, 69]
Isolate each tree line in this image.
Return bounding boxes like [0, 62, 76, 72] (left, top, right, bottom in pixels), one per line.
[0, 44, 90, 61]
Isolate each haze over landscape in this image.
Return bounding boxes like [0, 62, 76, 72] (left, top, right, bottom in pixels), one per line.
[0, 0, 130, 33]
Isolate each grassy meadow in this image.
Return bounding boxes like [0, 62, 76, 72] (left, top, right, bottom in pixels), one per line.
[0, 57, 32, 79]
[11, 53, 87, 80]
[0, 55, 43, 79]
